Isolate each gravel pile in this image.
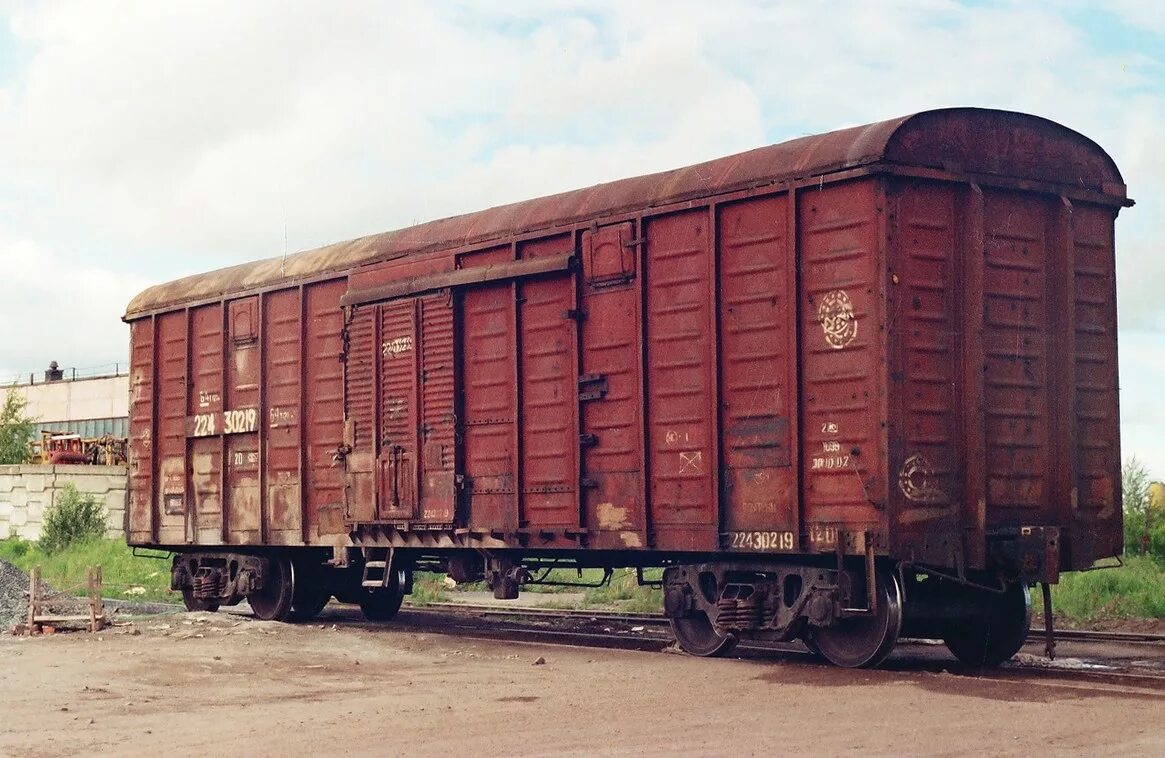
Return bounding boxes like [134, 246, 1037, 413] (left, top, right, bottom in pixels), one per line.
[0, 559, 88, 632]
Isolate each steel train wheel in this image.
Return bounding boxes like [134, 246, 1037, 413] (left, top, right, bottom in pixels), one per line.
[181, 588, 219, 613]
[670, 611, 738, 657]
[248, 556, 295, 622]
[287, 589, 331, 622]
[810, 569, 903, 668]
[359, 568, 408, 622]
[944, 582, 1031, 667]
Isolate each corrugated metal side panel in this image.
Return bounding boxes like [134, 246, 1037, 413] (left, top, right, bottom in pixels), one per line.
[717, 194, 797, 537]
[518, 271, 577, 529]
[155, 310, 188, 544]
[799, 180, 887, 548]
[646, 209, 717, 551]
[264, 289, 303, 543]
[378, 299, 418, 519]
[127, 319, 155, 543]
[886, 181, 961, 560]
[460, 244, 518, 531]
[305, 279, 346, 537]
[1071, 203, 1121, 562]
[343, 305, 377, 523]
[225, 297, 261, 543]
[580, 225, 646, 549]
[981, 191, 1054, 525]
[418, 293, 456, 523]
[188, 304, 224, 544]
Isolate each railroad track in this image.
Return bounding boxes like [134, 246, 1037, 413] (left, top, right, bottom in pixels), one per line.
[405, 601, 1165, 646]
[387, 604, 1165, 696]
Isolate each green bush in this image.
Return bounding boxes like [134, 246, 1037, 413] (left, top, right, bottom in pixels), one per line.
[39, 484, 107, 555]
[1050, 555, 1165, 621]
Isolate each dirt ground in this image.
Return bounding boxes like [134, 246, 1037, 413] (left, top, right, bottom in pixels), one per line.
[3, 610, 1164, 758]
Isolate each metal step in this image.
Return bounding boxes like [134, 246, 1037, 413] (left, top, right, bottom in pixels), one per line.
[361, 551, 392, 588]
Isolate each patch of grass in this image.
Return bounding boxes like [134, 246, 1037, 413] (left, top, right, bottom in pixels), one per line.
[0, 537, 174, 603]
[1045, 555, 1165, 623]
[408, 571, 450, 605]
[580, 567, 662, 613]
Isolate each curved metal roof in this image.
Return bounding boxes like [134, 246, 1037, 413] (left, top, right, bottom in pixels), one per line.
[125, 107, 1127, 319]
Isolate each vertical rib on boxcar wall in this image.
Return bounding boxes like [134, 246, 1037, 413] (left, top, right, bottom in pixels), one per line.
[264, 289, 303, 544]
[127, 318, 155, 544]
[188, 304, 225, 544]
[717, 195, 797, 538]
[460, 245, 518, 531]
[225, 297, 262, 543]
[580, 224, 646, 549]
[1070, 204, 1122, 563]
[517, 235, 578, 533]
[155, 310, 188, 544]
[305, 279, 346, 537]
[799, 180, 887, 550]
[981, 191, 1055, 526]
[378, 298, 419, 520]
[646, 209, 717, 551]
[418, 293, 456, 523]
[886, 181, 960, 562]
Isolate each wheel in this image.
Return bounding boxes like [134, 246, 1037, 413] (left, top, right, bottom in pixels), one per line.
[358, 567, 408, 622]
[181, 588, 219, 613]
[944, 582, 1031, 667]
[287, 589, 331, 622]
[248, 556, 295, 622]
[811, 568, 903, 668]
[670, 611, 738, 657]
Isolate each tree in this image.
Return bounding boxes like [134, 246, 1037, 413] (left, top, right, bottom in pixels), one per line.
[1122, 456, 1153, 556]
[0, 388, 37, 465]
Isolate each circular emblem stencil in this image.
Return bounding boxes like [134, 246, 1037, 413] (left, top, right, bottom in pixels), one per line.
[818, 289, 857, 349]
[898, 453, 945, 503]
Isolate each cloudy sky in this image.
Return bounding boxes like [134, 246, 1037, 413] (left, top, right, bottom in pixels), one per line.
[0, 1, 1162, 470]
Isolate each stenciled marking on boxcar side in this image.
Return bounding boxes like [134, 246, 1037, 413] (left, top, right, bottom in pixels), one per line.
[269, 406, 296, 428]
[727, 530, 795, 551]
[679, 450, 703, 473]
[898, 453, 945, 503]
[811, 420, 847, 471]
[232, 451, 259, 467]
[817, 289, 857, 349]
[808, 523, 839, 547]
[381, 336, 413, 357]
[198, 390, 221, 409]
[385, 397, 406, 419]
[190, 407, 259, 437]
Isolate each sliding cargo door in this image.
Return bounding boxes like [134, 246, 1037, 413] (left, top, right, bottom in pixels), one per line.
[343, 294, 456, 525]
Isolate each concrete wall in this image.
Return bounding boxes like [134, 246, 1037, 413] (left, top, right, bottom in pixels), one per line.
[9, 374, 129, 426]
[0, 464, 127, 541]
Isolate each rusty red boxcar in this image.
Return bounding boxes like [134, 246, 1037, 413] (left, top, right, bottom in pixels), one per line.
[124, 108, 1131, 667]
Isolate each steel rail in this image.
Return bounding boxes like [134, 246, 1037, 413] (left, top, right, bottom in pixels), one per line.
[404, 603, 1165, 646]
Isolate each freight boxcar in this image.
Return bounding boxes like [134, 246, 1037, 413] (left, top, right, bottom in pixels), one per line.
[124, 108, 1131, 667]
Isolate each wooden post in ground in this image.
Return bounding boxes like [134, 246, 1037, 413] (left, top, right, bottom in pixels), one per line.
[27, 566, 40, 635]
[87, 566, 105, 633]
